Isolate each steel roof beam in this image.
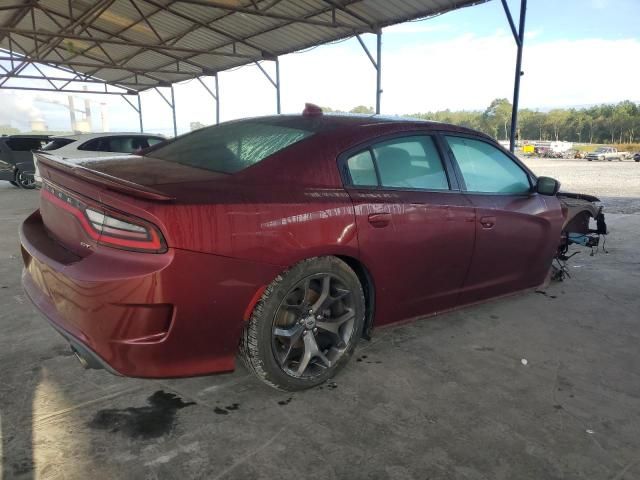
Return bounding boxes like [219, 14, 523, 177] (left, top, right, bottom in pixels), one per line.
[321, 0, 376, 31]
[32, 2, 201, 85]
[57, 0, 368, 87]
[128, 0, 164, 43]
[0, 55, 196, 76]
[0, 0, 33, 44]
[109, 0, 368, 85]
[1, 85, 134, 95]
[0, 72, 157, 87]
[172, 0, 369, 30]
[0, 27, 259, 59]
[141, 0, 271, 56]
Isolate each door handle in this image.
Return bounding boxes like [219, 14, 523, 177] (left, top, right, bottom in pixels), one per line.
[368, 212, 391, 228]
[480, 216, 496, 229]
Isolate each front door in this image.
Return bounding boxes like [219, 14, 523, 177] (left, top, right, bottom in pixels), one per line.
[442, 134, 565, 304]
[343, 134, 476, 325]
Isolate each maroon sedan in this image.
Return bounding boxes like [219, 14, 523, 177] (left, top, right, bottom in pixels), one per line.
[20, 110, 601, 390]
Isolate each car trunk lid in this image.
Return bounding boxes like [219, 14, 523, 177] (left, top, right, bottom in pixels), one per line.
[35, 153, 224, 257]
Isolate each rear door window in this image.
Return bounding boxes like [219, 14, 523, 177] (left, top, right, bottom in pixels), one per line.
[145, 137, 164, 147]
[347, 151, 378, 186]
[6, 138, 47, 151]
[373, 136, 449, 190]
[42, 138, 76, 151]
[445, 136, 531, 194]
[104, 136, 142, 153]
[345, 135, 450, 191]
[78, 139, 103, 152]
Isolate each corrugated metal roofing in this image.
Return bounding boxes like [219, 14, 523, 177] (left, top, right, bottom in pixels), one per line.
[0, 0, 487, 93]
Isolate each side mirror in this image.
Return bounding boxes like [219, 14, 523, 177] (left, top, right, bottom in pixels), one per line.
[536, 176, 561, 196]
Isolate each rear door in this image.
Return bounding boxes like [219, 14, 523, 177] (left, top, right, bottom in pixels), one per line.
[343, 133, 476, 325]
[442, 134, 564, 303]
[5, 137, 47, 170]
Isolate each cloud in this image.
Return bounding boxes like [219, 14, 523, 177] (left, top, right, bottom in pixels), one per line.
[269, 33, 640, 115]
[525, 29, 543, 40]
[1, 33, 639, 134]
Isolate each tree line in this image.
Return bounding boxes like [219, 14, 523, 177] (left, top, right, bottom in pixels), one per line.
[340, 100, 640, 145]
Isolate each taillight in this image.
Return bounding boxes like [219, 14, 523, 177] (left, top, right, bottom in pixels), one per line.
[42, 182, 167, 253]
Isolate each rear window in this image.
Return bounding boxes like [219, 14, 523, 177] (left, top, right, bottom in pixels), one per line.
[78, 136, 165, 153]
[42, 138, 76, 151]
[146, 118, 318, 174]
[6, 138, 48, 151]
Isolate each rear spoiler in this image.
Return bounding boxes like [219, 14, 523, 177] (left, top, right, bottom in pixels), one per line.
[34, 152, 175, 202]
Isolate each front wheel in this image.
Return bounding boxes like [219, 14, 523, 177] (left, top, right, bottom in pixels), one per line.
[240, 256, 366, 391]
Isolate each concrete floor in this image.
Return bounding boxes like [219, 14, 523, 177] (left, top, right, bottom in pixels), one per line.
[1, 181, 639, 480]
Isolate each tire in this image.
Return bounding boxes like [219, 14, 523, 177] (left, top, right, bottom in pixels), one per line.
[240, 256, 366, 391]
[9, 180, 19, 187]
[15, 169, 36, 189]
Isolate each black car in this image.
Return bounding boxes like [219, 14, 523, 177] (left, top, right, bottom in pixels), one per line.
[0, 135, 50, 189]
[634, 152, 640, 163]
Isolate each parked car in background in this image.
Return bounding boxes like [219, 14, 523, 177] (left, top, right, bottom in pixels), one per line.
[633, 152, 640, 162]
[585, 146, 630, 161]
[21, 111, 605, 391]
[33, 132, 166, 187]
[0, 135, 50, 188]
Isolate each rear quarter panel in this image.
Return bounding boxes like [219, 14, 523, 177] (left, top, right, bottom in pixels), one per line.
[100, 135, 361, 267]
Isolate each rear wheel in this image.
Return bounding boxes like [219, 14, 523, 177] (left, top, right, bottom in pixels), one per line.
[9, 180, 19, 187]
[15, 169, 36, 189]
[240, 256, 365, 391]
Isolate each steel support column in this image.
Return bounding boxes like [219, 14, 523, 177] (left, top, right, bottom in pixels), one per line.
[197, 74, 220, 124]
[376, 31, 382, 114]
[121, 94, 143, 132]
[255, 59, 280, 114]
[501, 0, 527, 152]
[170, 85, 177, 137]
[137, 94, 143, 132]
[275, 57, 281, 114]
[356, 31, 382, 114]
[154, 86, 177, 137]
[215, 74, 220, 123]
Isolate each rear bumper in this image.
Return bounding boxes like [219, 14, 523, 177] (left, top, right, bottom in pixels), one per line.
[22, 279, 119, 374]
[20, 209, 282, 378]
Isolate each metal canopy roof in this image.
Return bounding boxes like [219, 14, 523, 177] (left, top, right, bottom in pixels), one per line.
[0, 0, 486, 93]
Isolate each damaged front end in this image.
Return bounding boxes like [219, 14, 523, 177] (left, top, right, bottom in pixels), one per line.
[553, 192, 608, 280]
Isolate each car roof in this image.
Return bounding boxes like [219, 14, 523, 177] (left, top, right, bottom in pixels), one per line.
[2, 134, 51, 139]
[50, 132, 165, 141]
[229, 113, 487, 139]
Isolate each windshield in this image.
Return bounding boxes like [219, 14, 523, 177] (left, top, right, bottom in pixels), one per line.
[145, 117, 325, 174]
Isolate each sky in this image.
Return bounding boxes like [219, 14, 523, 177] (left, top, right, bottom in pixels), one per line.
[0, 0, 639, 137]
